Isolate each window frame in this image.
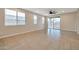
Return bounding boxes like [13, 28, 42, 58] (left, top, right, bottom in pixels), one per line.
[17, 11, 26, 25]
[5, 9, 17, 26]
[5, 9, 26, 26]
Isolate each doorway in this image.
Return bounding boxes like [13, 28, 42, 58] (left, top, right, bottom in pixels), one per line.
[48, 17, 60, 30]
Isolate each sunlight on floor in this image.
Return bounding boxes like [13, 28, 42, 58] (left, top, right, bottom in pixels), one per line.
[48, 29, 61, 39]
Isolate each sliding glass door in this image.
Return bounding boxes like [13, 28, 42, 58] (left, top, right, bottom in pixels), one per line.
[53, 18, 60, 29]
[48, 18, 53, 29]
[48, 17, 60, 29]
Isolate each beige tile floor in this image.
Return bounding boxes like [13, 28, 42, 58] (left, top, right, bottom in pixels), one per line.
[0, 29, 79, 50]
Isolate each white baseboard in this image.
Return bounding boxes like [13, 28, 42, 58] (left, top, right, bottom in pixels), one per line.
[0, 29, 43, 39]
[61, 29, 76, 32]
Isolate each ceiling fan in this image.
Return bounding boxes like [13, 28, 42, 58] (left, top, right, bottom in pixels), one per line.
[49, 9, 57, 15]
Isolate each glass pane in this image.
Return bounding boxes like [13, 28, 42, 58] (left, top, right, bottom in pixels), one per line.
[48, 18, 50, 28]
[33, 15, 37, 24]
[50, 18, 53, 28]
[18, 12, 25, 17]
[34, 19, 37, 24]
[5, 9, 16, 26]
[34, 15, 37, 20]
[18, 16, 25, 20]
[18, 12, 25, 25]
[5, 9, 16, 15]
[48, 18, 53, 28]
[17, 20, 25, 25]
[6, 15, 16, 20]
[53, 18, 60, 29]
[42, 17, 45, 24]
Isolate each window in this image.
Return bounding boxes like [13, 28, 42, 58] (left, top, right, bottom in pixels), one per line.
[42, 17, 45, 24]
[5, 9, 25, 26]
[33, 15, 37, 24]
[5, 9, 17, 25]
[17, 12, 25, 25]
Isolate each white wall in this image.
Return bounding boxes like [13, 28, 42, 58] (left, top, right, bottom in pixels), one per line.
[76, 9, 79, 34]
[60, 12, 77, 32]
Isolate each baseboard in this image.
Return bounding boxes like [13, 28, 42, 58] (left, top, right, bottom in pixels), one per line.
[60, 29, 76, 32]
[0, 29, 43, 39]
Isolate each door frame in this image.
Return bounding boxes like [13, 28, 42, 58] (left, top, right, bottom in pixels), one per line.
[48, 17, 61, 30]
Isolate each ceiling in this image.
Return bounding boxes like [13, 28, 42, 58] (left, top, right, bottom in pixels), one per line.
[24, 8, 78, 17]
